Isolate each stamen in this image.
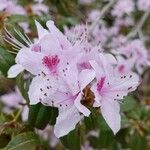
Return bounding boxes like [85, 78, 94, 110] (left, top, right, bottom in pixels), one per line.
[14, 29, 31, 46]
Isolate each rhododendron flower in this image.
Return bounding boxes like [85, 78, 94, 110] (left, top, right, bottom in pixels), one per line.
[117, 39, 150, 74]
[0, 87, 29, 121]
[37, 126, 59, 148]
[90, 54, 140, 134]
[32, 3, 49, 15]
[0, 0, 26, 15]
[6, 19, 141, 138]
[29, 64, 95, 137]
[7, 21, 49, 78]
[111, 0, 135, 18]
[137, 0, 150, 11]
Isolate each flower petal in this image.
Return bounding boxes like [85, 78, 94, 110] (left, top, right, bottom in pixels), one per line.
[8, 64, 24, 78]
[79, 69, 95, 91]
[101, 99, 121, 134]
[46, 20, 71, 50]
[74, 93, 90, 116]
[35, 20, 48, 39]
[28, 76, 58, 105]
[54, 106, 81, 138]
[16, 48, 44, 75]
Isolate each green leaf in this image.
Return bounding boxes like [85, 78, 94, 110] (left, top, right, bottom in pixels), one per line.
[35, 105, 58, 129]
[60, 129, 81, 150]
[0, 47, 15, 76]
[16, 73, 31, 103]
[6, 15, 29, 24]
[28, 103, 58, 129]
[28, 103, 41, 126]
[84, 108, 111, 132]
[121, 96, 137, 112]
[130, 133, 147, 150]
[5, 132, 41, 150]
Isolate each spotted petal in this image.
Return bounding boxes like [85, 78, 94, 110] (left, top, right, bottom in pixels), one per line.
[54, 106, 81, 138]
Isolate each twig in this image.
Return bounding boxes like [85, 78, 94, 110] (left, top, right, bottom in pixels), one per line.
[127, 10, 150, 40]
[89, 0, 116, 33]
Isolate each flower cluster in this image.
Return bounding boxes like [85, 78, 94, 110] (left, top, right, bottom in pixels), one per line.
[7, 20, 140, 138]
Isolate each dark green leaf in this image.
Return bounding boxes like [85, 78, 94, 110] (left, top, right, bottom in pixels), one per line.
[121, 96, 137, 112]
[130, 133, 147, 150]
[6, 132, 41, 150]
[0, 47, 15, 76]
[28, 103, 58, 129]
[16, 73, 31, 103]
[60, 129, 81, 150]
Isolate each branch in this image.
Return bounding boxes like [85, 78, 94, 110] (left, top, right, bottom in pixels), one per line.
[89, 0, 116, 33]
[127, 10, 150, 40]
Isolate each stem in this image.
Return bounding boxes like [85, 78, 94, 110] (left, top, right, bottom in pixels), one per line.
[13, 108, 22, 122]
[89, 0, 116, 33]
[127, 11, 150, 40]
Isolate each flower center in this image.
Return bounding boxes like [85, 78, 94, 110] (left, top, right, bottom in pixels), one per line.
[42, 55, 60, 75]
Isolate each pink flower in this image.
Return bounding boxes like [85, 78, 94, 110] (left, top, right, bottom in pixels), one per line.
[28, 64, 95, 137]
[88, 9, 101, 22]
[0, 87, 23, 108]
[7, 20, 141, 138]
[90, 54, 140, 134]
[7, 20, 49, 78]
[0, 87, 29, 121]
[0, 0, 26, 15]
[37, 126, 59, 148]
[32, 3, 49, 15]
[111, 0, 135, 18]
[137, 0, 150, 11]
[117, 39, 150, 74]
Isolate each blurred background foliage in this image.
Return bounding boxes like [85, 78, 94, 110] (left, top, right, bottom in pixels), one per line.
[0, 0, 150, 150]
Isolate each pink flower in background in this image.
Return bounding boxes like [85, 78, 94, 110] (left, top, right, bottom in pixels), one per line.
[37, 126, 59, 148]
[64, 24, 87, 45]
[137, 0, 150, 11]
[0, 0, 26, 15]
[0, 0, 9, 11]
[0, 87, 23, 109]
[90, 54, 139, 134]
[32, 3, 49, 15]
[0, 87, 29, 121]
[116, 39, 150, 74]
[88, 9, 101, 22]
[111, 0, 135, 18]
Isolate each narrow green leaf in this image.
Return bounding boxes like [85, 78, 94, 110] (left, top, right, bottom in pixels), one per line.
[0, 47, 15, 76]
[16, 73, 31, 103]
[6, 132, 41, 150]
